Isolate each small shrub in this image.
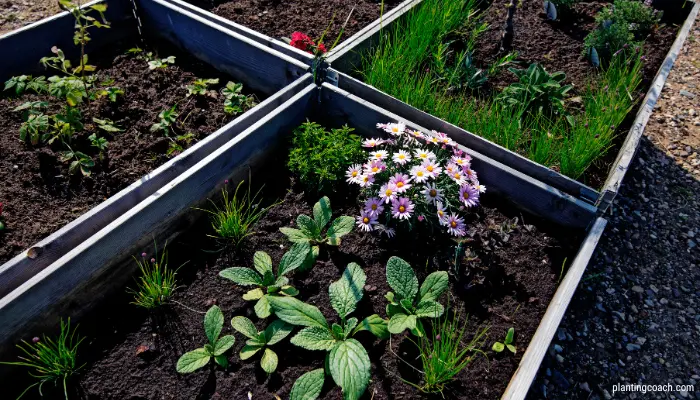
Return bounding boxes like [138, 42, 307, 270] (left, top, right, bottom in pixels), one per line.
[128, 246, 179, 309]
[176, 305, 235, 373]
[230, 317, 292, 374]
[584, 22, 636, 61]
[150, 104, 178, 135]
[186, 78, 219, 97]
[59, 146, 94, 177]
[596, 0, 661, 38]
[147, 55, 176, 70]
[0, 318, 84, 400]
[3, 75, 48, 96]
[288, 121, 364, 193]
[492, 327, 517, 354]
[221, 81, 256, 115]
[498, 64, 573, 121]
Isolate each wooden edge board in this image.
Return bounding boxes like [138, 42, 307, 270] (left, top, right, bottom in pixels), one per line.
[159, 0, 314, 63]
[0, 84, 318, 352]
[501, 217, 608, 400]
[320, 83, 598, 229]
[596, 1, 700, 213]
[0, 73, 314, 298]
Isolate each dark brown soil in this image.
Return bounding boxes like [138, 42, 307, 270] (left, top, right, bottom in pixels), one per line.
[0, 39, 260, 265]
[4, 175, 581, 399]
[185, 0, 401, 45]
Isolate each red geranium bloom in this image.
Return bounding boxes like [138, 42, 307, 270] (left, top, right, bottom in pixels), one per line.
[289, 31, 327, 55]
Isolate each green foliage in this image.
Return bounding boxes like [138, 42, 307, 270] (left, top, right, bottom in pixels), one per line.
[46, 75, 89, 107]
[47, 106, 83, 145]
[221, 81, 256, 115]
[219, 242, 310, 318]
[280, 197, 354, 271]
[290, 368, 325, 400]
[127, 245, 178, 309]
[16, 103, 49, 145]
[3, 75, 48, 96]
[231, 317, 292, 374]
[384, 257, 448, 337]
[0, 318, 84, 400]
[89, 133, 108, 159]
[187, 78, 219, 97]
[584, 23, 636, 61]
[166, 132, 196, 157]
[498, 63, 573, 122]
[150, 104, 178, 135]
[59, 146, 94, 177]
[269, 263, 387, 400]
[92, 117, 123, 133]
[148, 56, 176, 70]
[287, 121, 363, 193]
[596, 0, 661, 38]
[492, 327, 516, 354]
[95, 87, 124, 102]
[433, 44, 515, 91]
[176, 305, 235, 373]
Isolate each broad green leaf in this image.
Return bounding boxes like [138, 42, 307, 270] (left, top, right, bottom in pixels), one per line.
[176, 348, 210, 373]
[254, 295, 272, 319]
[264, 319, 293, 345]
[351, 314, 389, 339]
[327, 216, 354, 245]
[242, 288, 264, 300]
[386, 303, 404, 318]
[280, 285, 299, 296]
[204, 305, 224, 345]
[260, 348, 278, 374]
[253, 251, 273, 276]
[214, 354, 228, 368]
[297, 215, 319, 239]
[505, 327, 515, 345]
[313, 196, 332, 230]
[213, 335, 235, 356]
[492, 342, 505, 352]
[280, 227, 311, 243]
[414, 300, 444, 318]
[387, 313, 417, 334]
[272, 275, 289, 288]
[290, 326, 336, 350]
[332, 323, 344, 339]
[90, 3, 107, 12]
[506, 344, 517, 354]
[240, 343, 263, 360]
[231, 316, 258, 339]
[268, 296, 328, 329]
[418, 271, 449, 302]
[290, 368, 325, 400]
[343, 318, 358, 337]
[219, 267, 262, 286]
[300, 245, 320, 272]
[278, 242, 311, 277]
[328, 339, 371, 400]
[329, 263, 366, 319]
[385, 257, 418, 301]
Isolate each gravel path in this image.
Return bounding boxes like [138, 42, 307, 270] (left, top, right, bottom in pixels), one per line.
[529, 22, 700, 400]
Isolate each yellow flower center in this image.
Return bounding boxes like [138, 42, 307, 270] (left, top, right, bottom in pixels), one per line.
[363, 217, 370, 224]
[417, 171, 424, 177]
[352, 171, 358, 177]
[385, 189, 392, 196]
[430, 189, 437, 197]
[372, 167, 379, 173]
[392, 127, 399, 132]
[451, 221, 457, 228]
[438, 210, 444, 217]
[426, 165, 434, 172]
[399, 206, 406, 213]
[398, 154, 405, 159]
[396, 182, 404, 188]
[454, 173, 461, 179]
[463, 192, 470, 199]
[371, 204, 377, 210]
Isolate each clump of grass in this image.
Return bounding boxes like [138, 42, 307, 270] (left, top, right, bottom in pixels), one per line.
[128, 244, 179, 309]
[405, 311, 487, 394]
[0, 318, 84, 400]
[202, 180, 271, 248]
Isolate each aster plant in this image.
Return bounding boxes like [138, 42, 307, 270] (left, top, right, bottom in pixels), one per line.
[348, 121, 485, 238]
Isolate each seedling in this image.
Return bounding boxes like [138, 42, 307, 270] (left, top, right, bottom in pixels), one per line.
[48, 106, 83, 144]
[269, 263, 388, 400]
[187, 78, 219, 97]
[166, 133, 196, 157]
[221, 81, 255, 114]
[492, 327, 516, 354]
[384, 257, 448, 337]
[128, 245, 179, 309]
[15, 102, 49, 145]
[176, 305, 235, 373]
[230, 317, 292, 374]
[290, 368, 325, 400]
[89, 133, 108, 159]
[59, 146, 94, 177]
[4, 75, 48, 95]
[148, 56, 176, 70]
[92, 117, 123, 133]
[150, 104, 178, 135]
[219, 242, 310, 318]
[280, 196, 354, 270]
[95, 87, 124, 102]
[47, 75, 89, 107]
[0, 318, 84, 400]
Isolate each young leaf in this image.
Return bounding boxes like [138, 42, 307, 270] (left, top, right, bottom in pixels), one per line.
[264, 319, 293, 345]
[387, 313, 417, 334]
[204, 305, 224, 345]
[280, 286, 300, 296]
[213, 335, 235, 356]
[214, 355, 228, 368]
[313, 196, 332, 230]
[243, 288, 264, 300]
[328, 339, 371, 400]
[418, 271, 449, 302]
[505, 327, 515, 345]
[268, 296, 328, 329]
[297, 215, 319, 238]
[326, 216, 354, 245]
[290, 368, 325, 400]
[414, 300, 444, 318]
[291, 326, 336, 351]
[240, 344, 263, 360]
[492, 342, 505, 352]
[231, 316, 259, 339]
[278, 242, 311, 277]
[260, 348, 278, 374]
[280, 227, 311, 243]
[506, 344, 517, 354]
[386, 257, 418, 301]
[219, 267, 263, 286]
[328, 263, 366, 319]
[351, 314, 389, 339]
[176, 348, 211, 373]
[253, 251, 273, 276]
[300, 245, 320, 271]
[254, 295, 272, 319]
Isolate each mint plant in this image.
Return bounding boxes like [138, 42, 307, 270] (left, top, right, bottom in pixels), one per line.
[384, 257, 448, 337]
[290, 368, 325, 400]
[176, 305, 235, 373]
[269, 263, 388, 400]
[148, 56, 176, 70]
[230, 317, 292, 374]
[150, 104, 178, 135]
[280, 196, 354, 270]
[492, 327, 516, 354]
[4, 75, 48, 95]
[187, 78, 219, 97]
[222, 81, 256, 115]
[219, 242, 310, 318]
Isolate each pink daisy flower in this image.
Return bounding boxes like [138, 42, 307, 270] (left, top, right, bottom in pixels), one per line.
[444, 163, 458, 176]
[436, 202, 448, 225]
[379, 183, 398, 203]
[409, 165, 430, 183]
[459, 185, 480, 207]
[364, 160, 386, 175]
[357, 174, 375, 188]
[464, 168, 478, 183]
[389, 173, 412, 193]
[370, 150, 389, 161]
[449, 169, 468, 186]
[475, 183, 487, 193]
[364, 197, 384, 217]
[362, 138, 385, 148]
[422, 183, 443, 204]
[384, 122, 406, 136]
[445, 213, 466, 236]
[376, 123, 388, 130]
[391, 197, 415, 220]
[392, 150, 412, 165]
[409, 130, 424, 141]
[356, 211, 378, 232]
[451, 156, 470, 168]
[421, 160, 442, 178]
[346, 164, 362, 184]
[414, 149, 436, 161]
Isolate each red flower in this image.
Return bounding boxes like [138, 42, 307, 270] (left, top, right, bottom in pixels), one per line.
[289, 31, 327, 55]
[317, 42, 328, 54]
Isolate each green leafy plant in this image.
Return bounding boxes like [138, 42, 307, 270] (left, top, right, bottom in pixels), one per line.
[166, 132, 196, 157]
[597, 0, 661, 38]
[0, 318, 84, 400]
[492, 327, 516, 354]
[287, 121, 364, 193]
[290, 368, 326, 400]
[148, 55, 176, 70]
[47, 106, 83, 145]
[384, 257, 448, 337]
[150, 104, 178, 135]
[269, 263, 388, 400]
[46, 75, 89, 107]
[280, 196, 354, 270]
[127, 245, 179, 309]
[95, 86, 123, 102]
[4, 75, 48, 95]
[15, 102, 49, 145]
[59, 146, 94, 177]
[230, 317, 292, 374]
[92, 117, 123, 133]
[498, 63, 573, 123]
[584, 22, 636, 62]
[219, 242, 310, 318]
[187, 78, 219, 97]
[221, 81, 256, 114]
[89, 133, 108, 159]
[176, 306, 235, 373]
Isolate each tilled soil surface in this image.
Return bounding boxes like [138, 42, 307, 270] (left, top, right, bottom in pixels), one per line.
[0, 0, 61, 35]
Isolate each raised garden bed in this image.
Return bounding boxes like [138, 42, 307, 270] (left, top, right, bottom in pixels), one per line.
[326, 0, 700, 212]
[0, 82, 606, 400]
[0, 0, 309, 297]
